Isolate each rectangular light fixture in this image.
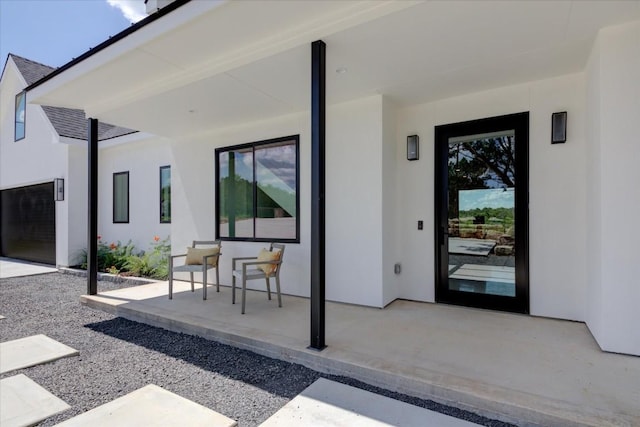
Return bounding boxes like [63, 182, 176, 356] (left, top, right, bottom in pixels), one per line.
[551, 112, 567, 144]
[407, 135, 419, 160]
[54, 178, 64, 201]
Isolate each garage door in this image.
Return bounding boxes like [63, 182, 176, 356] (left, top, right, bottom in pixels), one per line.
[1, 182, 56, 265]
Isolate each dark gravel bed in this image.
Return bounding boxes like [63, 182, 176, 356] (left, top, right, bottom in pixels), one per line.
[0, 273, 514, 426]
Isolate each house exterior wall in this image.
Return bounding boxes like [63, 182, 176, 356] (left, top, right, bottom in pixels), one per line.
[585, 21, 640, 356]
[0, 59, 72, 266]
[169, 111, 312, 297]
[395, 73, 588, 322]
[382, 96, 400, 306]
[169, 96, 391, 306]
[97, 137, 173, 253]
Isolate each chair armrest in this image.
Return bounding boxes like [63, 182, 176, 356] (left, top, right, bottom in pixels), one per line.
[203, 253, 220, 267]
[239, 259, 282, 276]
[232, 256, 257, 269]
[170, 254, 187, 268]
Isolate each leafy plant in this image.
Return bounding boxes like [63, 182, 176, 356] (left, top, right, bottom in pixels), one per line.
[79, 236, 170, 280]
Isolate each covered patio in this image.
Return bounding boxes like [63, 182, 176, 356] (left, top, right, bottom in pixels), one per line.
[81, 281, 639, 427]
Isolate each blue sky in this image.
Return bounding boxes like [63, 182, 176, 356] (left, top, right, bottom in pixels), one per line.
[1, 0, 147, 69]
[459, 188, 514, 211]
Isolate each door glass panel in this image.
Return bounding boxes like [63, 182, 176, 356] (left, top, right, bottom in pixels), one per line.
[447, 130, 516, 297]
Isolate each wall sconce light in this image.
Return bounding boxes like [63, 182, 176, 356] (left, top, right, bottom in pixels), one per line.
[407, 135, 419, 160]
[54, 178, 64, 201]
[551, 112, 567, 144]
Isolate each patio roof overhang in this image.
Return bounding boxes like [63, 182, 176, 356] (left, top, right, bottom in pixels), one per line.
[27, 1, 640, 139]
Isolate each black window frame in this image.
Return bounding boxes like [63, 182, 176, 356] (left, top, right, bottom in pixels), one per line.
[113, 171, 130, 224]
[159, 165, 171, 224]
[434, 112, 529, 314]
[215, 135, 300, 243]
[15, 91, 26, 141]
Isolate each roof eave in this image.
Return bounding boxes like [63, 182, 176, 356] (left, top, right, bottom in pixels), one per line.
[24, 0, 192, 93]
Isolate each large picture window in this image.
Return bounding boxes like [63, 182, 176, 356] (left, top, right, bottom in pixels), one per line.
[15, 91, 26, 141]
[113, 172, 129, 223]
[216, 135, 299, 243]
[160, 166, 171, 223]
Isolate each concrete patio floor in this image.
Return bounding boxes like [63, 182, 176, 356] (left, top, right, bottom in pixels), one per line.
[81, 281, 639, 427]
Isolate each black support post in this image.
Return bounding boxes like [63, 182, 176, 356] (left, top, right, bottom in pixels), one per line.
[87, 118, 98, 295]
[310, 40, 326, 350]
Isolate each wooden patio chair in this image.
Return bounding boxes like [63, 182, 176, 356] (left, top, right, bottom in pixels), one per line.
[232, 243, 285, 314]
[168, 240, 221, 300]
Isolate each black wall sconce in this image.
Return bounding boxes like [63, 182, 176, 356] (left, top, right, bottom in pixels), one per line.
[551, 112, 567, 144]
[54, 178, 64, 201]
[407, 134, 419, 160]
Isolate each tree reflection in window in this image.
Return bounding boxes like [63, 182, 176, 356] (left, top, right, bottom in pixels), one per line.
[217, 136, 299, 242]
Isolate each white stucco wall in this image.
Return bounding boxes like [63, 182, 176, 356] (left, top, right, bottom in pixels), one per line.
[0, 58, 71, 266]
[585, 21, 640, 356]
[382, 96, 400, 306]
[326, 96, 385, 306]
[170, 96, 391, 306]
[97, 137, 173, 253]
[170, 112, 312, 298]
[396, 73, 588, 322]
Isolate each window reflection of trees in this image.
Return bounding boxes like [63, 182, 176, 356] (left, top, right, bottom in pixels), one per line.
[448, 135, 515, 219]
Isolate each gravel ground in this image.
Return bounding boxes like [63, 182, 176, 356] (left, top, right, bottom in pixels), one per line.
[0, 272, 515, 427]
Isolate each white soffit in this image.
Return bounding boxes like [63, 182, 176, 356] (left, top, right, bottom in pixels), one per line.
[29, 0, 640, 138]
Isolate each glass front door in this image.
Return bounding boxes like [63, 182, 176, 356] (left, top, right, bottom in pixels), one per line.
[435, 113, 529, 313]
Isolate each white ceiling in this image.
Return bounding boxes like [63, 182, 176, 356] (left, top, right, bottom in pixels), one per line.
[29, 0, 640, 139]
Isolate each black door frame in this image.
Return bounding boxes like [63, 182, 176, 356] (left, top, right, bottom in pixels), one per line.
[434, 112, 529, 314]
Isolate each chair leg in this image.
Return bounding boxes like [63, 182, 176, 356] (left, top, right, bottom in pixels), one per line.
[265, 277, 272, 300]
[216, 267, 220, 292]
[232, 274, 236, 304]
[241, 277, 247, 314]
[190, 272, 194, 292]
[203, 268, 207, 300]
[275, 275, 282, 308]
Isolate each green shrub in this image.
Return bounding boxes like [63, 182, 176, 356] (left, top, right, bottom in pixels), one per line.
[79, 236, 170, 280]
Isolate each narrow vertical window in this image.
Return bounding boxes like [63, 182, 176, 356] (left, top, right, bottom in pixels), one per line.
[15, 91, 26, 141]
[113, 172, 129, 223]
[160, 166, 171, 223]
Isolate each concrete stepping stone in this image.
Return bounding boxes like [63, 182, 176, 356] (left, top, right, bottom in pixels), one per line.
[53, 384, 237, 427]
[260, 378, 477, 426]
[0, 374, 71, 427]
[0, 334, 79, 374]
[0, 259, 58, 278]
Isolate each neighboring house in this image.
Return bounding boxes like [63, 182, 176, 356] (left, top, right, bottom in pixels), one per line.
[13, 1, 640, 357]
[0, 54, 172, 266]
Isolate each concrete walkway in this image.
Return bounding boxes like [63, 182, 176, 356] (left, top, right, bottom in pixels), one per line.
[54, 384, 237, 427]
[260, 378, 477, 426]
[0, 258, 57, 279]
[0, 334, 79, 374]
[0, 374, 70, 427]
[82, 281, 640, 427]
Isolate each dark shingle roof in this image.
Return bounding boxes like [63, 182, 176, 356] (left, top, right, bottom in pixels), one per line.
[41, 106, 137, 141]
[11, 55, 55, 85]
[10, 54, 137, 141]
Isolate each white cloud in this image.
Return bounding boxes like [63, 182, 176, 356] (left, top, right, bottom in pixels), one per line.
[107, 0, 148, 23]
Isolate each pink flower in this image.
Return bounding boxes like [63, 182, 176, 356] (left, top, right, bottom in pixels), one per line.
[97, 235, 102, 240]
[153, 236, 160, 242]
[109, 243, 117, 250]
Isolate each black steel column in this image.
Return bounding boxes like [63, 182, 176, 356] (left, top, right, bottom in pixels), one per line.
[87, 118, 98, 295]
[310, 40, 326, 350]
